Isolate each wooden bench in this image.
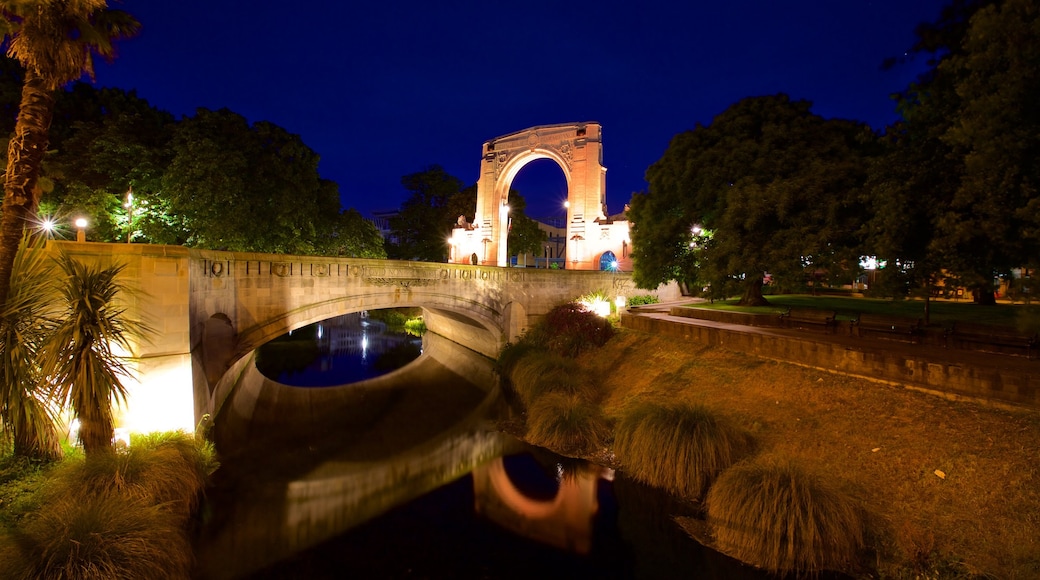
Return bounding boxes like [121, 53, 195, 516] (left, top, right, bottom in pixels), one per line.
[778, 307, 838, 333]
[945, 322, 1038, 359]
[852, 314, 923, 343]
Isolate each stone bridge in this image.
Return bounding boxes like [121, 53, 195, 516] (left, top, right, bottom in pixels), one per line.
[44, 241, 678, 436]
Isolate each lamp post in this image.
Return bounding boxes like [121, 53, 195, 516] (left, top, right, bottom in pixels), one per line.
[124, 187, 134, 243]
[75, 218, 88, 243]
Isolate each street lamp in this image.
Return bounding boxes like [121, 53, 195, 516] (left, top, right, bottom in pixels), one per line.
[75, 217, 88, 243]
[124, 187, 134, 243]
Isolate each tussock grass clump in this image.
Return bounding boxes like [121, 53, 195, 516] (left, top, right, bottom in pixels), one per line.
[526, 393, 612, 457]
[2, 494, 192, 580]
[496, 341, 543, 376]
[705, 458, 865, 575]
[45, 431, 214, 524]
[614, 402, 754, 499]
[508, 353, 597, 408]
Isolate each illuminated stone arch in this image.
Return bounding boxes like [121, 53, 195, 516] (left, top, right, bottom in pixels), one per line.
[463, 122, 607, 269]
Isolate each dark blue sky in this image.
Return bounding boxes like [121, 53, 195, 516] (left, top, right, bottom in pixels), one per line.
[94, 0, 948, 220]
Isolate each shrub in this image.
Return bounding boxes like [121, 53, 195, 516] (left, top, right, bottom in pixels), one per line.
[1, 494, 192, 580]
[536, 302, 615, 357]
[526, 393, 612, 457]
[614, 402, 754, 500]
[626, 294, 659, 306]
[705, 458, 865, 575]
[508, 353, 597, 408]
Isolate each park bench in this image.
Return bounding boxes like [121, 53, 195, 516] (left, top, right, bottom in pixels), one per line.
[852, 313, 923, 343]
[945, 322, 1038, 359]
[778, 307, 838, 333]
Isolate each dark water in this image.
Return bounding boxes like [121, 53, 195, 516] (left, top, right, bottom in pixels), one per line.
[197, 315, 775, 580]
[255, 312, 423, 386]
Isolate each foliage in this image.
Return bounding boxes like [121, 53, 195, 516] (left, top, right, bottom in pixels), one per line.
[705, 458, 865, 575]
[387, 166, 469, 261]
[526, 302, 615, 357]
[626, 294, 659, 306]
[0, 1, 139, 309]
[0, 238, 62, 460]
[631, 94, 877, 306]
[161, 108, 344, 253]
[505, 188, 547, 259]
[40, 253, 148, 456]
[613, 402, 754, 500]
[526, 392, 612, 457]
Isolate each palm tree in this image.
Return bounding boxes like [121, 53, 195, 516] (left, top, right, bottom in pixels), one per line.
[0, 235, 61, 459]
[0, 0, 140, 307]
[42, 252, 146, 456]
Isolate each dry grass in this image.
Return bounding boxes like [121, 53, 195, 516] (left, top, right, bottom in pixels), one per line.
[614, 402, 755, 500]
[1, 494, 192, 580]
[508, 353, 597, 408]
[705, 457, 865, 576]
[579, 329, 1040, 578]
[526, 392, 613, 457]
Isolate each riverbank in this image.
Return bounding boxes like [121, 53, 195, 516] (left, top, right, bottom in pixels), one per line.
[557, 328, 1039, 578]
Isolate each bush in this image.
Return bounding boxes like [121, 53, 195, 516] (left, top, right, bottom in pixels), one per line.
[614, 402, 754, 500]
[626, 294, 659, 306]
[535, 302, 615, 357]
[705, 458, 865, 575]
[526, 393, 612, 457]
[508, 353, 597, 408]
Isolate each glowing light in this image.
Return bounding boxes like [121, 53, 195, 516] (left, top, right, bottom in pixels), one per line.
[579, 296, 611, 317]
[615, 295, 627, 310]
[75, 217, 88, 228]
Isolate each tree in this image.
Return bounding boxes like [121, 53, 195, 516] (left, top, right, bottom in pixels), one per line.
[936, 0, 1040, 301]
[315, 208, 386, 258]
[161, 108, 344, 254]
[0, 0, 139, 308]
[0, 236, 61, 460]
[41, 253, 146, 456]
[504, 188, 546, 262]
[631, 94, 875, 305]
[387, 165, 466, 261]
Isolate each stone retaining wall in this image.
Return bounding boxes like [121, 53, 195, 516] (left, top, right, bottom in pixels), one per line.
[622, 313, 1039, 410]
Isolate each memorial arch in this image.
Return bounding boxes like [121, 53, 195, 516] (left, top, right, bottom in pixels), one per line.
[448, 122, 631, 271]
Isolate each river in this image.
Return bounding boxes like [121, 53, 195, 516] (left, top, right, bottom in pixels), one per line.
[193, 312, 772, 579]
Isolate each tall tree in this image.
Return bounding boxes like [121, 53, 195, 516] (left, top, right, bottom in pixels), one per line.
[387, 165, 466, 261]
[162, 108, 344, 254]
[631, 94, 875, 305]
[0, 0, 139, 307]
[937, 0, 1039, 300]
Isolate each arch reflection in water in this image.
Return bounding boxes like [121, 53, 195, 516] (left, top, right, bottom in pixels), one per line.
[474, 456, 611, 555]
[255, 311, 423, 386]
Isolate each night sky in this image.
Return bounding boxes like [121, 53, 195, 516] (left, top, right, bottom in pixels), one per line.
[92, 1, 949, 220]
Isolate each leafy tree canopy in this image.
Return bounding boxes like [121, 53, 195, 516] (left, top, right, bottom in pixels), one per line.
[631, 94, 877, 305]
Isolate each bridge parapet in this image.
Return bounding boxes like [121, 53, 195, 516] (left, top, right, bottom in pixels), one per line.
[40, 242, 679, 437]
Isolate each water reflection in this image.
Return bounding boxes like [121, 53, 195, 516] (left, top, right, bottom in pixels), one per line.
[197, 329, 768, 580]
[255, 312, 423, 387]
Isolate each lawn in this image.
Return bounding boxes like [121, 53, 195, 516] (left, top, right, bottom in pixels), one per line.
[690, 294, 1040, 327]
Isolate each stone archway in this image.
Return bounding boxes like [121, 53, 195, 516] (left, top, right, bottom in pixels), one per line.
[460, 123, 607, 269]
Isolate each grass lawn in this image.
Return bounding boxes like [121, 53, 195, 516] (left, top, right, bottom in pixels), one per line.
[690, 294, 1040, 327]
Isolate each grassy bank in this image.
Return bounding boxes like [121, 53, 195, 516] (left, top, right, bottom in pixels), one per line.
[575, 329, 1040, 578]
[500, 300, 1040, 578]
